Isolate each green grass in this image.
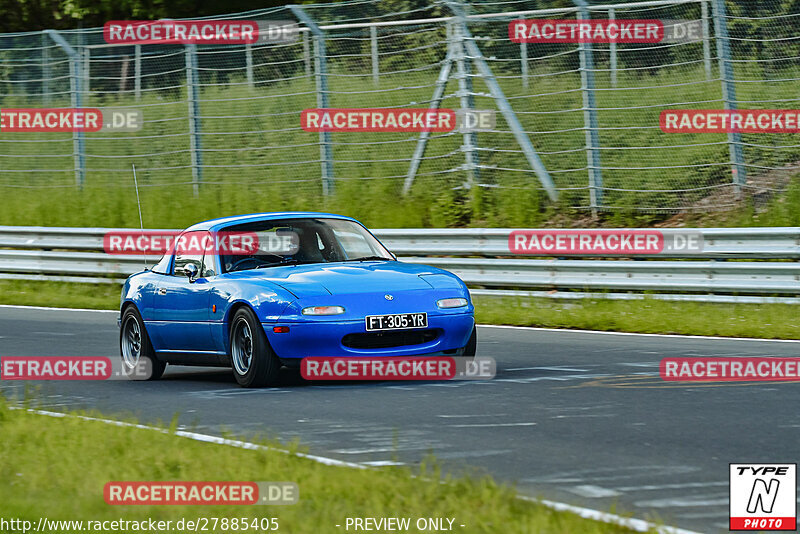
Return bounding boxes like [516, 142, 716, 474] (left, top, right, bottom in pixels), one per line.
[0, 279, 122, 310]
[1, 279, 797, 339]
[0, 397, 639, 533]
[474, 295, 800, 340]
[2, 48, 800, 229]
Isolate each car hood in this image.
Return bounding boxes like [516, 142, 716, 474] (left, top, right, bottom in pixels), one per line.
[223, 261, 448, 298]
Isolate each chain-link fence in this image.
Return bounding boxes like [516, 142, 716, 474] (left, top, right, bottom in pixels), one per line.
[0, 0, 798, 221]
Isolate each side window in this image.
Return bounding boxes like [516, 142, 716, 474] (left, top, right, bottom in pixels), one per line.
[202, 252, 216, 277]
[150, 250, 173, 274]
[172, 231, 206, 277]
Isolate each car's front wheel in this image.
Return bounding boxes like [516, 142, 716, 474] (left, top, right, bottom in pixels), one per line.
[120, 306, 165, 380]
[462, 325, 477, 357]
[229, 307, 281, 387]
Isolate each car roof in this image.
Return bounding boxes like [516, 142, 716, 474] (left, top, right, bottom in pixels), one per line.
[185, 212, 360, 232]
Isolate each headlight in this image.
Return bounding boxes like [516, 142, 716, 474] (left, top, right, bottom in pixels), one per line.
[302, 305, 345, 315]
[437, 297, 468, 309]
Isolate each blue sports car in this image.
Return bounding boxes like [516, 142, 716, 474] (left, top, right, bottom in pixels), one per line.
[119, 212, 476, 387]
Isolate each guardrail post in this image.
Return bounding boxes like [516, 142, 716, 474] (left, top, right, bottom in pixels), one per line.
[45, 30, 85, 189]
[291, 6, 334, 195]
[712, 0, 746, 191]
[701, 0, 712, 80]
[186, 44, 203, 197]
[573, 0, 603, 213]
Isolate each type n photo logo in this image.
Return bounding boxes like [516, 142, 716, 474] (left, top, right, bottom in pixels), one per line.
[730, 463, 796, 531]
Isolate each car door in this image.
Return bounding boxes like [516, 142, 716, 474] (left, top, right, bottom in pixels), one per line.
[151, 230, 215, 353]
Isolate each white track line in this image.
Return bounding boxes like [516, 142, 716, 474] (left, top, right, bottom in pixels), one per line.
[0, 304, 117, 313]
[479, 324, 800, 343]
[16, 406, 701, 534]
[528, 497, 702, 534]
[14, 407, 365, 469]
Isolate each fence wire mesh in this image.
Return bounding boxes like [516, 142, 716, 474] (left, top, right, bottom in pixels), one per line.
[0, 0, 797, 219]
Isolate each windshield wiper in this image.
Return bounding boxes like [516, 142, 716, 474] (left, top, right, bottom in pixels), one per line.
[346, 256, 393, 262]
[259, 258, 320, 267]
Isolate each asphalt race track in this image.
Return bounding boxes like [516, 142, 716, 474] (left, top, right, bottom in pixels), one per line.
[2, 306, 799, 533]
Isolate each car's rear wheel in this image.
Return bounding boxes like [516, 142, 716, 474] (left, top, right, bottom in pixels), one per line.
[230, 307, 280, 388]
[120, 306, 165, 380]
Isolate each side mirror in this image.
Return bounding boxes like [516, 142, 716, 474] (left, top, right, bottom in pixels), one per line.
[184, 263, 199, 283]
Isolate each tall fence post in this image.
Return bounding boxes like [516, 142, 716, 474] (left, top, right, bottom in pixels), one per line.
[302, 30, 311, 78]
[573, 0, 603, 213]
[82, 48, 90, 95]
[245, 43, 254, 88]
[444, 1, 558, 202]
[701, 0, 712, 80]
[291, 6, 334, 195]
[186, 44, 203, 197]
[370, 25, 379, 86]
[134, 45, 141, 99]
[403, 26, 454, 195]
[45, 30, 84, 188]
[608, 8, 617, 88]
[41, 32, 50, 105]
[520, 41, 529, 89]
[712, 0, 746, 190]
[453, 21, 479, 188]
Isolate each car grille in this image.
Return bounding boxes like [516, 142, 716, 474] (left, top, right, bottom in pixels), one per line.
[342, 329, 439, 349]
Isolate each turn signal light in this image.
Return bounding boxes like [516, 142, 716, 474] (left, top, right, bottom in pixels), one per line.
[437, 298, 468, 309]
[301, 306, 345, 315]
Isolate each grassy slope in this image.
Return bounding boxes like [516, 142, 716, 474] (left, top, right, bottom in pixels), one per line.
[0, 399, 639, 533]
[474, 295, 800, 340]
[1, 56, 799, 229]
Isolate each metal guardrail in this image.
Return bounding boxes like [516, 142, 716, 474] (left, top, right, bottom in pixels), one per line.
[0, 226, 798, 303]
[2, 226, 797, 258]
[376, 228, 800, 259]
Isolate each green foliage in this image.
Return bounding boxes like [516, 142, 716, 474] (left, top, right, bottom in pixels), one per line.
[475, 296, 800, 340]
[0, 400, 638, 533]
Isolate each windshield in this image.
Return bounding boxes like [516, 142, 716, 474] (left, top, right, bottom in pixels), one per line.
[219, 218, 394, 273]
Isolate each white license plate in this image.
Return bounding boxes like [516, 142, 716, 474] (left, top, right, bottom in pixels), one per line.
[365, 312, 427, 331]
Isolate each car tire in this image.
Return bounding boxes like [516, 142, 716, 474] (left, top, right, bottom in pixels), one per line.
[120, 306, 166, 380]
[229, 307, 280, 388]
[462, 325, 477, 357]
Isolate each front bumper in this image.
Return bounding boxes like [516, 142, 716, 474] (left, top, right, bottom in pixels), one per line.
[263, 312, 474, 359]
